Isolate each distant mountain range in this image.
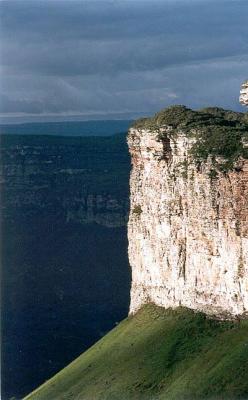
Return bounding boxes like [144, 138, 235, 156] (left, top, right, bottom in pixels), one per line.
[0, 119, 133, 137]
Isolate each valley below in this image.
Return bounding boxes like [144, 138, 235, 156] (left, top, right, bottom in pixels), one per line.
[0, 133, 131, 399]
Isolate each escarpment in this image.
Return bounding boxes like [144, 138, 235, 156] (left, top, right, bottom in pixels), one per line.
[128, 106, 248, 317]
[0, 134, 130, 227]
[240, 80, 248, 106]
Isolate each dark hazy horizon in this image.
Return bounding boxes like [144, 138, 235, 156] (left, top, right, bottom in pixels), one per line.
[0, 0, 248, 124]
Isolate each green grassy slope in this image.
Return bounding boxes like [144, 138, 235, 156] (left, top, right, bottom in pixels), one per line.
[25, 304, 248, 400]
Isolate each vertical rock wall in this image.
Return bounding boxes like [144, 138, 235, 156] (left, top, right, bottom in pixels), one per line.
[127, 126, 248, 317]
[240, 81, 248, 106]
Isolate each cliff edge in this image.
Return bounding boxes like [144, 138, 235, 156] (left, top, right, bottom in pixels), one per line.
[128, 106, 248, 317]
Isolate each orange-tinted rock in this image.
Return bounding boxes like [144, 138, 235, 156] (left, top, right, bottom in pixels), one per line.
[128, 126, 248, 318]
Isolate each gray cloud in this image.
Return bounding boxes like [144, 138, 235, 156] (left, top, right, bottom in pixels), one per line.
[0, 0, 248, 121]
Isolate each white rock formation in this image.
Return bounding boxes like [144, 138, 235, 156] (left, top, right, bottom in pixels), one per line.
[240, 81, 248, 106]
[127, 124, 248, 318]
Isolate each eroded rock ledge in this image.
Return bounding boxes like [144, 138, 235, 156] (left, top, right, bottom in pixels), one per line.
[128, 106, 248, 318]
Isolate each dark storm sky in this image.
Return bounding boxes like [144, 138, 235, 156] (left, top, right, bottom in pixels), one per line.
[0, 0, 248, 122]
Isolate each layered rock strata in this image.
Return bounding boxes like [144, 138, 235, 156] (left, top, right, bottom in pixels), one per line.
[128, 107, 248, 317]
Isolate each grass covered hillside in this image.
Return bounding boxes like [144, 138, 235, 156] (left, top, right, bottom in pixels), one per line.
[25, 304, 248, 400]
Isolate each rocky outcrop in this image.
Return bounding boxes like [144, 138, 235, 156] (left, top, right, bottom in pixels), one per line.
[128, 106, 248, 318]
[240, 81, 248, 106]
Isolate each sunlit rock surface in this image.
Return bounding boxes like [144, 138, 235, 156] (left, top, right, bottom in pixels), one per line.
[128, 110, 248, 318]
[240, 81, 248, 106]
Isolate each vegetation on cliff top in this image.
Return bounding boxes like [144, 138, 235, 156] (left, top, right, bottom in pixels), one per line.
[132, 105, 248, 171]
[25, 304, 248, 400]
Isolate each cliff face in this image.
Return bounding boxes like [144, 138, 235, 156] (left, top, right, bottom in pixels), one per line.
[128, 106, 248, 317]
[240, 81, 248, 106]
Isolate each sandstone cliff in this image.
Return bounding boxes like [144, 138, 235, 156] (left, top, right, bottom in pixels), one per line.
[240, 81, 248, 106]
[128, 106, 248, 317]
